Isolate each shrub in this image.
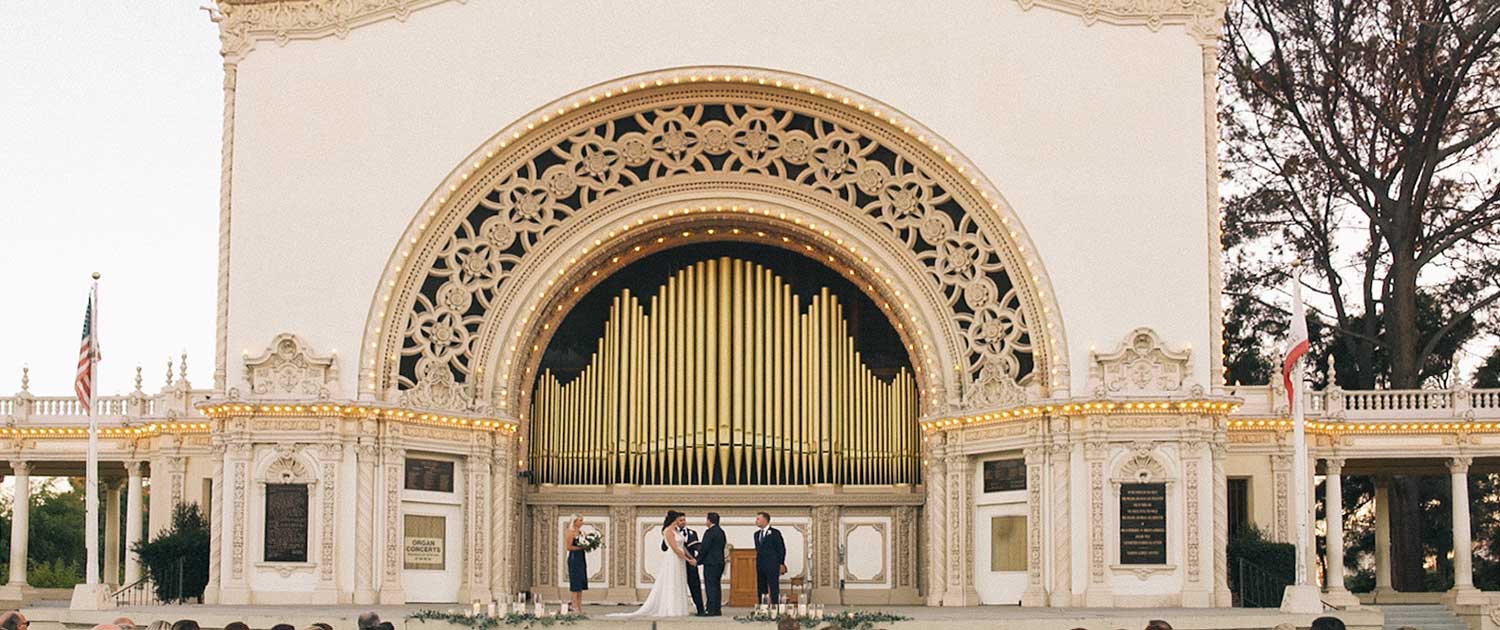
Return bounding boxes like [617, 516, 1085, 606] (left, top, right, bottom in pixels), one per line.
[132, 503, 209, 603]
[1227, 525, 1296, 606]
[28, 558, 81, 588]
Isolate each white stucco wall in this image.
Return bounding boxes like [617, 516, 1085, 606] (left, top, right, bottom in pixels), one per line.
[224, 0, 1212, 398]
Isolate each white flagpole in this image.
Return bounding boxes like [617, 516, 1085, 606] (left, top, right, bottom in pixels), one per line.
[1281, 263, 1320, 612]
[85, 272, 100, 587]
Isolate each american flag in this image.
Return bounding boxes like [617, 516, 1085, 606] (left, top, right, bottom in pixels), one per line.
[75, 285, 101, 415]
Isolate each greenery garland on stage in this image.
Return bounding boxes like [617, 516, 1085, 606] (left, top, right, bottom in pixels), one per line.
[408, 610, 587, 629]
[733, 610, 911, 629]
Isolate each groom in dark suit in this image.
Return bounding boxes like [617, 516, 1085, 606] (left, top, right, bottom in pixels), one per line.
[698, 512, 727, 616]
[753, 511, 787, 604]
[663, 514, 706, 615]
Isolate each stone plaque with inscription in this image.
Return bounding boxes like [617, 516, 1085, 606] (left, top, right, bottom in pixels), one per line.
[405, 458, 455, 493]
[264, 484, 309, 563]
[1119, 482, 1166, 565]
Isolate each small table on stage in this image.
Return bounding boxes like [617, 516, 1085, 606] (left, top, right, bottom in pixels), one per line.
[729, 549, 758, 607]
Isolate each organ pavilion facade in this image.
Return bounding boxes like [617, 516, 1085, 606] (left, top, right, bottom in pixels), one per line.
[9, 0, 1493, 619]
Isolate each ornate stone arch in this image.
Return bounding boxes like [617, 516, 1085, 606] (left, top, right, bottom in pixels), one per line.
[359, 67, 1070, 421]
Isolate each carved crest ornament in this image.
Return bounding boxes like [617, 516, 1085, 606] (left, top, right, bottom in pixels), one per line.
[373, 78, 1064, 415]
[241, 333, 339, 400]
[1088, 327, 1194, 397]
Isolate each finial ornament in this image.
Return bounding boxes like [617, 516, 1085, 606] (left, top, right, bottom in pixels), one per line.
[180, 350, 189, 381]
[20, 366, 29, 393]
[134, 366, 144, 393]
[1326, 355, 1338, 387]
[166, 358, 175, 387]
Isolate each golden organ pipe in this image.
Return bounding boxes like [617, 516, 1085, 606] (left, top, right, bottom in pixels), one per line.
[529, 257, 921, 486]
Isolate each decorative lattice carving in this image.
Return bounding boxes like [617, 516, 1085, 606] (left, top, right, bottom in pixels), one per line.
[390, 86, 1045, 412]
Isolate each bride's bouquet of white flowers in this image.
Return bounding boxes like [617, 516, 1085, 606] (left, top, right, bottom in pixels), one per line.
[578, 530, 604, 553]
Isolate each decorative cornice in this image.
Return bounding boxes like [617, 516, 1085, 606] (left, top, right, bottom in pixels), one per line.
[210, 0, 1225, 64]
[1016, 0, 1227, 45]
[922, 397, 1240, 432]
[210, 0, 465, 63]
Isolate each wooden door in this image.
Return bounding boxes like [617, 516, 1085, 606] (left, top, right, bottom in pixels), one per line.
[729, 549, 758, 607]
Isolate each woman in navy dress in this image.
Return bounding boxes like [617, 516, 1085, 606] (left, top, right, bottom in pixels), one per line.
[565, 514, 588, 612]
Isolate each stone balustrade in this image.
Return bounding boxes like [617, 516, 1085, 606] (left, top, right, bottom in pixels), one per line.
[1229, 383, 1500, 421]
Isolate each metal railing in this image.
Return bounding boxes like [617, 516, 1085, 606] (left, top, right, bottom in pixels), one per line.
[1234, 557, 1291, 608]
[111, 576, 162, 607]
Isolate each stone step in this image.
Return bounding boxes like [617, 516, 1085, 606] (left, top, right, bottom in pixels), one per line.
[1381, 603, 1467, 630]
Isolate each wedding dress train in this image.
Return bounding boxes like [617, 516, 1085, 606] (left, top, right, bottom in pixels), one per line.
[609, 529, 694, 618]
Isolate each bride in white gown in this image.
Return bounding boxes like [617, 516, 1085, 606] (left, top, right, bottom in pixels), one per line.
[610, 510, 696, 618]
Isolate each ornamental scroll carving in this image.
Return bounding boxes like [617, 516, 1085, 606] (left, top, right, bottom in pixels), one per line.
[243, 334, 339, 400]
[1088, 328, 1192, 397]
[389, 84, 1049, 412]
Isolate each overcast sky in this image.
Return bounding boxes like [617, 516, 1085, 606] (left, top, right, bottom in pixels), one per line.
[0, 4, 221, 396]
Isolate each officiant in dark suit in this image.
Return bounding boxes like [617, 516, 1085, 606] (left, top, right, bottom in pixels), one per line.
[663, 516, 706, 615]
[697, 512, 727, 616]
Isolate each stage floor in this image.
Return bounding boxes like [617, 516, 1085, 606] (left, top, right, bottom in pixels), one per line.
[23, 603, 1383, 630]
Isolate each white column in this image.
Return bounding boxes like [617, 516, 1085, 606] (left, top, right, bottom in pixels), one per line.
[1450, 457, 1480, 603]
[1373, 477, 1393, 595]
[1322, 459, 1357, 607]
[3, 462, 32, 593]
[125, 462, 145, 585]
[104, 479, 122, 586]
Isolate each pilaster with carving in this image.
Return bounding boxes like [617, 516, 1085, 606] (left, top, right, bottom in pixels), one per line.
[378, 428, 406, 604]
[219, 434, 254, 604]
[458, 438, 493, 603]
[204, 438, 226, 604]
[1179, 439, 1208, 606]
[891, 505, 919, 601]
[354, 435, 378, 604]
[943, 449, 976, 606]
[1021, 446, 1047, 606]
[1048, 433, 1073, 606]
[607, 504, 635, 600]
[923, 434, 947, 606]
[1271, 453, 1292, 543]
[1082, 419, 1111, 606]
[812, 504, 840, 601]
[1211, 440, 1231, 606]
[532, 504, 558, 593]
[490, 437, 516, 598]
[317, 439, 343, 597]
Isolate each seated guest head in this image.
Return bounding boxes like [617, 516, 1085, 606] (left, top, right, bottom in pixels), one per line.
[1310, 617, 1347, 630]
[357, 612, 381, 630]
[112, 618, 136, 630]
[270, 623, 295, 630]
[0, 611, 28, 630]
[91, 625, 121, 630]
[1145, 621, 1173, 630]
[377, 623, 395, 630]
[170, 620, 200, 630]
[224, 622, 250, 630]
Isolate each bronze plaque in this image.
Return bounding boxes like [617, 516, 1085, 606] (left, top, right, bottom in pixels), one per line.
[404, 514, 446, 570]
[1119, 482, 1167, 565]
[405, 458, 455, 492]
[989, 516, 1026, 571]
[982, 459, 1026, 493]
[263, 484, 309, 562]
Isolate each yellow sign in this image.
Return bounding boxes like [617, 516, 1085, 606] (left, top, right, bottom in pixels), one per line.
[404, 514, 446, 570]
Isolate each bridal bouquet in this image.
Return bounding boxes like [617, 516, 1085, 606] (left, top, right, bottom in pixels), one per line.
[578, 531, 604, 553]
